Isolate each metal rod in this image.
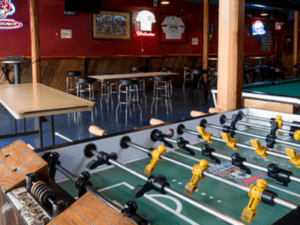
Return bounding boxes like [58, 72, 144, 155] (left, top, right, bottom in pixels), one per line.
[55, 164, 78, 183]
[50, 115, 55, 146]
[27, 144, 35, 150]
[224, 118, 291, 135]
[55, 132, 74, 142]
[244, 114, 297, 127]
[101, 154, 245, 225]
[183, 127, 291, 160]
[209, 123, 300, 151]
[175, 129, 300, 184]
[38, 117, 43, 148]
[55, 164, 125, 213]
[123, 140, 298, 212]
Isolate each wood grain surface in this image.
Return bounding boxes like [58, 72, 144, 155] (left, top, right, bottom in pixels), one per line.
[243, 98, 296, 114]
[49, 191, 136, 225]
[0, 140, 49, 192]
[0, 83, 95, 119]
[89, 72, 178, 81]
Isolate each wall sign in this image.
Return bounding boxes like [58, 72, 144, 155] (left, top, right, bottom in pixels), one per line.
[92, 10, 132, 41]
[160, 14, 187, 43]
[0, 0, 23, 29]
[136, 10, 156, 32]
[61, 29, 72, 39]
[136, 31, 155, 37]
[252, 20, 266, 36]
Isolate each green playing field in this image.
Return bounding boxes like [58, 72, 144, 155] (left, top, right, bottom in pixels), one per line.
[59, 127, 300, 225]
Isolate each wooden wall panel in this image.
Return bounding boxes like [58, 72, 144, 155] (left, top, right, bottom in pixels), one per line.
[0, 55, 293, 93]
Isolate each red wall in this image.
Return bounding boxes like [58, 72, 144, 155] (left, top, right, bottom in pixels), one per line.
[0, 0, 278, 58]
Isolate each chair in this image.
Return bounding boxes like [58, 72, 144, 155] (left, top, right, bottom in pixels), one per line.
[272, 62, 288, 81]
[116, 79, 142, 123]
[76, 78, 96, 101]
[189, 69, 208, 102]
[130, 66, 146, 103]
[98, 73, 115, 107]
[66, 71, 81, 93]
[151, 76, 172, 114]
[243, 64, 253, 84]
[161, 67, 172, 96]
[183, 67, 193, 90]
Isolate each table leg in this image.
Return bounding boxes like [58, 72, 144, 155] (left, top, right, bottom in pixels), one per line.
[14, 63, 21, 84]
[189, 74, 198, 101]
[200, 73, 208, 102]
[14, 119, 17, 133]
[39, 117, 43, 148]
[23, 118, 26, 132]
[50, 115, 55, 146]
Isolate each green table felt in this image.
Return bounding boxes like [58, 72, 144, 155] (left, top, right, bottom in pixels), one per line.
[58, 127, 300, 225]
[243, 79, 300, 98]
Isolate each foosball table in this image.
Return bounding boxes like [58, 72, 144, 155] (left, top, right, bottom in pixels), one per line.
[1, 107, 300, 225]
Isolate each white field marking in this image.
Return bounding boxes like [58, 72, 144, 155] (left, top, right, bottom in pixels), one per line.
[98, 182, 200, 225]
[269, 184, 300, 199]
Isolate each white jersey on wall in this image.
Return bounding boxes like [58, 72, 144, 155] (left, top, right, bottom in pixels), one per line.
[161, 16, 185, 40]
[136, 10, 156, 31]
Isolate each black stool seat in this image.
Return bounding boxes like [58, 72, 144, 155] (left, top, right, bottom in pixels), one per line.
[274, 67, 287, 73]
[67, 71, 81, 76]
[130, 67, 143, 72]
[190, 69, 203, 75]
[161, 67, 171, 72]
[76, 78, 96, 84]
[119, 79, 138, 85]
[153, 76, 170, 81]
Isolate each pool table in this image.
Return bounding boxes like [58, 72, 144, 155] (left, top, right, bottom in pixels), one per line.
[211, 78, 300, 108]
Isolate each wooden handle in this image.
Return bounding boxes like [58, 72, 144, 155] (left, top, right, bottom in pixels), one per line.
[209, 108, 224, 114]
[89, 125, 108, 136]
[190, 110, 207, 117]
[150, 118, 165, 126]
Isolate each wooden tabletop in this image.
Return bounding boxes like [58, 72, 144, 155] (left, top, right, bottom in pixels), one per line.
[89, 72, 178, 81]
[0, 83, 95, 119]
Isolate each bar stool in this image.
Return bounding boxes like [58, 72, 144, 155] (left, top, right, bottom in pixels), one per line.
[243, 64, 253, 84]
[183, 66, 193, 90]
[161, 67, 172, 96]
[66, 71, 80, 93]
[116, 79, 142, 123]
[189, 69, 208, 102]
[76, 78, 96, 101]
[130, 66, 146, 103]
[293, 61, 300, 78]
[98, 73, 115, 108]
[151, 76, 172, 114]
[271, 62, 287, 81]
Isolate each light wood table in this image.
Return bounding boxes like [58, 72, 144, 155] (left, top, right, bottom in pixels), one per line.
[0, 83, 95, 148]
[89, 72, 178, 81]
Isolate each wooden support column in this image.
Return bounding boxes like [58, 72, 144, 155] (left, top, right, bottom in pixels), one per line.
[30, 0, 41, 83]
[294, 11, 299, 78]
[217, 0, 245, 111]
[202, 0, 210, 76]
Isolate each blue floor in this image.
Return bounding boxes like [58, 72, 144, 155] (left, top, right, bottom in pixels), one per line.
[0, 86, 210, 149]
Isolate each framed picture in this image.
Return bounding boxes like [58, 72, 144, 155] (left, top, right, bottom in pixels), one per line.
[92, 10, 132, 41]
[160, 14, 187, 43]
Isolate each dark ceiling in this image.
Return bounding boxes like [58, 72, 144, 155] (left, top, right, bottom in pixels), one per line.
[180, 0, 300, 11]
[180, 0, 295, 20]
